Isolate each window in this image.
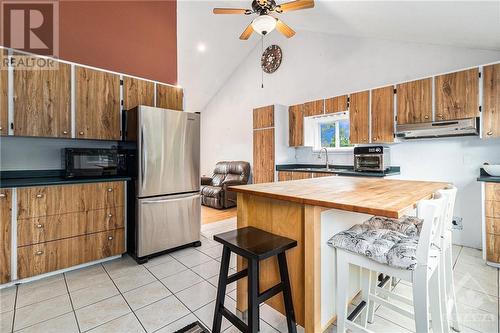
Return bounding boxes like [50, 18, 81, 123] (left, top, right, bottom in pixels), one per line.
[316, 113, 352, 150]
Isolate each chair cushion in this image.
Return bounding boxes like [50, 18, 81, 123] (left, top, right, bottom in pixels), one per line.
[327, 223, 419, 270]
[201, 185, 223, 198]
[363, 215, 423, 237]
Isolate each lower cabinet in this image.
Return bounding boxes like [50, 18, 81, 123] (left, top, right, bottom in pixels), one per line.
[485, 183, 500, 264]
[0, 189, 12, 284]
[277, 171, 333, 181]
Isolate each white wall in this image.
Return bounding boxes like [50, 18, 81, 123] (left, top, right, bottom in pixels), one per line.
[200, 30, 500, 248]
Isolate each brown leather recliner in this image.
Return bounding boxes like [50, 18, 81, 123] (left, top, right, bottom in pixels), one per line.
[201, 161, 250, 209]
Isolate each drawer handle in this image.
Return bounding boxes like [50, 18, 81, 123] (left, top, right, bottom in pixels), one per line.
[0, 193, 6, 198]
[487, 131, 493, 136]
[36, 194, 44, 198]
[107, 188, 113, 192]
[424, 115, 429, 119]
[63, 130, 68, 135]
[107, 213, 113, 218]
[108, 236, 113, 240]
[35, 250, 44, 256]
[79, 131, 84, 135]
[36, 224, 44, 229]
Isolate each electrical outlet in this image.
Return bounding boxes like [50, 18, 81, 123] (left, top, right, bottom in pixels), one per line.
[451, 216, 463, 230]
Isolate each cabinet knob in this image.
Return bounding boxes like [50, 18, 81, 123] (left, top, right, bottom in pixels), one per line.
[107, 188, 113, 192]
[35, 250, 44, 256]
[108, 236, 113, 240]
[487, 131, 493, 136]
[373, 137, 378, 142]
[424, 115, 429, 119]
[437, 114, 443, 118]
[62, 130, 68, 135]
[36, 193, 44, 198]
[36, 224, 44, 229]
[0, 193, 5, 198]
[0, 126, 3, 131]
[79, 131, 84, 135]
[107, 213, 113, 218]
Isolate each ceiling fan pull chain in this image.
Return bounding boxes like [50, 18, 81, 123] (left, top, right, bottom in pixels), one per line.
[261, 35, 264, 88]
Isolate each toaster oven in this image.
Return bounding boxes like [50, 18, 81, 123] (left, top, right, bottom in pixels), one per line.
[353, 146, 391, 172]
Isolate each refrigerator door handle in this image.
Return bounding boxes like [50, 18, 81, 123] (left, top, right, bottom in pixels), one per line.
[141, 193, 200, 204]
[141, 128, 146, 182]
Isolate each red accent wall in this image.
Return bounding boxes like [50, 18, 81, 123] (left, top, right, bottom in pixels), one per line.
[59, 0, 177, 84]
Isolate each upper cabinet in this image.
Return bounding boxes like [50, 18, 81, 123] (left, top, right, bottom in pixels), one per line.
[303, 99, 324, 117]
[396, 78, 432, 124]
[435, 68, 479, 121]
[0, 50, 7, 135]
[349, 91, 369, 144]
[483, 64, 500, 139]
[75, 66, 121, 140]
[253, 105, 274, 129]
[371, 86, 394, 143]
[289, 104, 304, 146]
[325, 95, 348, 114]
[13, 55, 71, 138]
[156, 84, 183, 111]
[123, 77, 155, 111]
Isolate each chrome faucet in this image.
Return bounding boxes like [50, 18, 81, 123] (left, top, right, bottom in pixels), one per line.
[320, 147, 329, 170]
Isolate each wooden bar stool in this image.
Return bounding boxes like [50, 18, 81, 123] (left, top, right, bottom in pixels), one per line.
[212, 227, 297, 333]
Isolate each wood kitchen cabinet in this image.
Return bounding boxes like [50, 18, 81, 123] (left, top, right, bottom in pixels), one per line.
[0, 49, 7, 135]
[13, 55, 71, 137]
[483, 64, 500, 138]
[396, 78, 432, 124]
[156, 84, 183, 111]
[289, 104, 304, 146]
[76, 66, 120, 140]
[303, 99, 324, 117]
[325, 95, 348, 114]
[435, 68, 479, 121]
[371, 85, 394, 143]
[123, 76, 155, 111]
[349, 91, 370, 144]
[0, 189, 11, 284]
[253, 105, 274, 129]
[277, 171, 312, 181]
[485, 183, 500, 263]
[253, 128, 275, 184]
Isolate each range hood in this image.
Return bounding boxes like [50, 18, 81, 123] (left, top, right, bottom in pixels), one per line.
[395, 117, 479, 139]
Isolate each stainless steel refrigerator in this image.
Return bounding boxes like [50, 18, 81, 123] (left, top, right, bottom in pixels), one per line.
[124, 106, 201, 262]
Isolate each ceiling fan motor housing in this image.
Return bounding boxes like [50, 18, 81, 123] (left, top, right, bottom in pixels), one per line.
[252, 0, 277, 14]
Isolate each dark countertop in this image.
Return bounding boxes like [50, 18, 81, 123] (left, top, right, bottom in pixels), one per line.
[477, 168, 500, 183]
[1, 170, 132, 188]
[276, 164, 400, 177]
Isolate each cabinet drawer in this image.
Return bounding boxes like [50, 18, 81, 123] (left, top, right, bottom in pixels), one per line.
[17, 182, 124, 219]
[486, 234, 500, 263]
[18, 228, 124, 279]
[485, 200, 500, 218]
[486, 217, 500, 236]
[486, 183, 500, 201]
[18, 207, 124, 247]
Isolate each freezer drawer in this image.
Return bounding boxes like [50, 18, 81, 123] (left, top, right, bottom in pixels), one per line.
[137, 193, 200, 257]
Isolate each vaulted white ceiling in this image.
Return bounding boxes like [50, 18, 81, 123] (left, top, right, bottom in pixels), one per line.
[178, 1, 500, 111]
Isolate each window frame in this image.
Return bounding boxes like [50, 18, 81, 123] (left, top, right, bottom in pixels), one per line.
[311, 112, 353, 152]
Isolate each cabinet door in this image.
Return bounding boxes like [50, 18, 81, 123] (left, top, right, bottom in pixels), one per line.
[349, 91, 369, 144]
[76, 66, 120, 140]
[396, 78, 432, 124]
[325, 95, 348, 114]
[277, 171, 294, 181]
[123, 77, 154, 110]
[253, 105, 274, 129]
[486, 234, 500, 263]
[156, 84, 183, 111]
[435, 68, 479, 121]
[289, 104, 304, 146]
[483, 64, 500, 138]
[292, 172, 313, 180]
[371, 85, 394, 143]
[0, 49, 7, 135]
[253, 128, 275, 183]
[0, 189, 11, 284]
[303, 99, 324, 117]
[13, 55, 71, 137]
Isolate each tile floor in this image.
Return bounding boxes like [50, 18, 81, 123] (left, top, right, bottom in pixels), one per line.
[1, 217, 498, 333]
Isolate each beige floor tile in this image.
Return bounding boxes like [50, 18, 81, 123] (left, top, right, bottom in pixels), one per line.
[143, 254, 174, 268]
[197, 238, 221, 252]
[457, 303, 499, 333]
[86, 313, 144, 333]
[452, 245, 462, 266]
[65, 265, 110, 292]
[193, 297, 237, 332]
[0, 310, 13, 333]
[112, 268, 156, 293]
[199, 244, 223, 259]
[102, 256, 141, 280]
[16, 313, 79, 333]
[169, 247, 200, 260]
[366, 315, 413, 333]
[455, 259, 497, 282]
[178, 252, 213, 268]
[0, 287, 17, 314]
[160, 270, 203, 294]
[147, 260, 187, 279]
[123, 281, 171, 311]
[16, 277, 68, 308]
[14, 294, 72, 331]
[156, 313, 198, 333]
[223, 320, 279, 333]
[134, 295, 190, 333]
[461, 246, 483, 259]
[456, 286, 498, 315]
[75, 295, 131, 332]
[70, 279, 119, 310]
[176, 281, 217, 311]
[454, 270, 498, 297]
[190, 259, 221, 279]
[206, 268, 237, 292]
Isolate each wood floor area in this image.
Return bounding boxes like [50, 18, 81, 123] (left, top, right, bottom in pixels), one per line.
[201, 205, 237, 225]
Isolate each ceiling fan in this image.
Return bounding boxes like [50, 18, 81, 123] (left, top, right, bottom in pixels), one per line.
[213, 0, 314, 40]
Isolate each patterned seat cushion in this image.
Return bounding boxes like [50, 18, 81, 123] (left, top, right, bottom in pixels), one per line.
[327, 223, 420, 270]
[363, 215, 423, 237]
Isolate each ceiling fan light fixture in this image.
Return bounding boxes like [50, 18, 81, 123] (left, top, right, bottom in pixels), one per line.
[251, 15, 276, 35]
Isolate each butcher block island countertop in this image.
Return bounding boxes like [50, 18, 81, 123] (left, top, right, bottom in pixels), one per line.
[229, 176, 449, 218]
[229, 176, 450, 333]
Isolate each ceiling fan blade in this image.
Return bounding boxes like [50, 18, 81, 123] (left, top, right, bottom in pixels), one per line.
[239, 23, 254, 40]
[275, 19, 296, 38]
[213, 8, 251, 15]
[276, 0, 314, 13]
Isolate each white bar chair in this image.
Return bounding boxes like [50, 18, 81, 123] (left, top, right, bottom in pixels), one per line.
[332, 195, 446, 333]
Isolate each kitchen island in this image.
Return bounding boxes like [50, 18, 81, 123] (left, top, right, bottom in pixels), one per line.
[230, 176, 448, 333]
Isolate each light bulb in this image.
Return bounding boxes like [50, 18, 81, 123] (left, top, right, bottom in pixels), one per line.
[251, 15, 276, 35]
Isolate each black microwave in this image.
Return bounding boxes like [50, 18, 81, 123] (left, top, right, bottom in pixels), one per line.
[63, 148, 128, 178]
